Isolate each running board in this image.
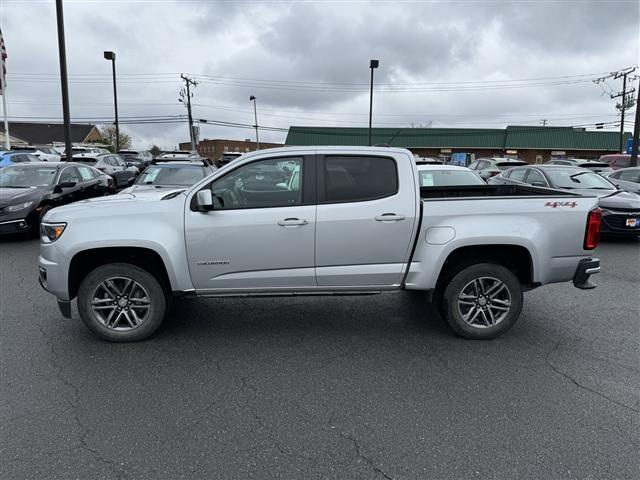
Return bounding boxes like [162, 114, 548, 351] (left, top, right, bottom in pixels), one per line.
[191, 291, 384, 298]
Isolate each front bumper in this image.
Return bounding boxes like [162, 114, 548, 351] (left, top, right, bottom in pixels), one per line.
[0, 218, 32, 235]
[601, 211, 640, 236]
[573, 258, 600, 290]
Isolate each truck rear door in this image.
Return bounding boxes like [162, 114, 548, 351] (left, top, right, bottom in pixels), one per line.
[315, 153, 418, 286]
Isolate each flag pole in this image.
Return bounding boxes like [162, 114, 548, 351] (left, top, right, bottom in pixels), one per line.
[1, 75, 9, 150]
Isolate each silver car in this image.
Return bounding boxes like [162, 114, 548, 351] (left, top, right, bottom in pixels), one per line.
[604, 167, 640, 195]
[468, 157, 526, 180]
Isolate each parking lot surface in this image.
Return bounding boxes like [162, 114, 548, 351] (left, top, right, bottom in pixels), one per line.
[1, 237, 638, 479]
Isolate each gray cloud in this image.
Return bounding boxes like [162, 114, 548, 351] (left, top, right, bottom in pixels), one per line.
[1, 0, 637, 149]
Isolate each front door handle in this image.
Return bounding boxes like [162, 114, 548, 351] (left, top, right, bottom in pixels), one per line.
[375, 213, 406, 222]
[278, 218, 309, 227]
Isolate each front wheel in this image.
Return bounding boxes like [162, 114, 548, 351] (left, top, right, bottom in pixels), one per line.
[442, 263, 523, 340]
[77, 263, 167, 342]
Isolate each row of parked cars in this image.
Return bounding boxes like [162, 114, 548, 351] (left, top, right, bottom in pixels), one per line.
[2, 147, 639, 238]
[0, 147, 221, 236]
[415, 155, 640, 237]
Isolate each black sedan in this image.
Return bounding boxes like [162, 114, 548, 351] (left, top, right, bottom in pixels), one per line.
[489, 164, 640, 236]
[0, 162, 113, 236]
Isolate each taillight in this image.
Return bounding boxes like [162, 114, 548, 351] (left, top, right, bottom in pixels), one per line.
[584, 208, 602, 250]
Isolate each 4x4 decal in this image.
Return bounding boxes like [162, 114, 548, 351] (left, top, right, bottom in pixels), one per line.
[545, 201, 578, 208]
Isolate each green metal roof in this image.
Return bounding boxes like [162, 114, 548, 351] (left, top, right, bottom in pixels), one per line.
[285, 126, 631, 151]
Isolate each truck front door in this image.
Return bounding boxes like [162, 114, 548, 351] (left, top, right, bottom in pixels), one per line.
[184, 155, 317, 292]
[315, 154, 418, 287]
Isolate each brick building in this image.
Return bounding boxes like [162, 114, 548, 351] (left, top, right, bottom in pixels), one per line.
[179, 138, 282, 161]
[285, 126, 631, 164]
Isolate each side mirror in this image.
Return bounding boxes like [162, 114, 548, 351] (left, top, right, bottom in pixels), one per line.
[54, 181, 76, 193]
[196, 189, 214, 211]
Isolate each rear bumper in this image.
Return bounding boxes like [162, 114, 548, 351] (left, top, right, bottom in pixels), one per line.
[573, 258, 600, 290]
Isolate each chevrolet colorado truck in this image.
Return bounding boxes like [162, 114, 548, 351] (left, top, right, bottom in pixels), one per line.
[38, 147, 602, 342]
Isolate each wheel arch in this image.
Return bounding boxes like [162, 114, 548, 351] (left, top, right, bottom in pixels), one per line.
[436, 244, 535, 293]
[68, 247, 172, 300]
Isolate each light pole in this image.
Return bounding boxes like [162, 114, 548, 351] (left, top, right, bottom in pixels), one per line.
[103, 51, 119, 151]
[55, 0, 72, 160]
[368, 59, 379, 146]
[250, 95, 259, 150]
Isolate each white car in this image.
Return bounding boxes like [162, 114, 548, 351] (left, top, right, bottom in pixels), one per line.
[416, 164, 485, 187]
[32, 146, 62, 162]
[9, 146, 61, 162]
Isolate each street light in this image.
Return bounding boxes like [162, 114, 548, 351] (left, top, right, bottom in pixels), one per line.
[368, 59, 379, 147]
[249, 95, 259, 150]
[103, 50, 119, 151]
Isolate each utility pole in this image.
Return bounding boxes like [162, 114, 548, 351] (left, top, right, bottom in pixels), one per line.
[55, 0, 72, 160]
[540, 119, 547, 127]
[631, 75, 640, 167]
[249, 95, 259, 149]
[593, 66, 636, 153]
[180, 74, 197, 151]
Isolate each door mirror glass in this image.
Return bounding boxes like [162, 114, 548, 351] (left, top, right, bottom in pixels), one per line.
[196, 189, 213, 211]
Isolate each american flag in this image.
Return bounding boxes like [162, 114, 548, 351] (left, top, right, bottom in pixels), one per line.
[0, 28, 6, 94]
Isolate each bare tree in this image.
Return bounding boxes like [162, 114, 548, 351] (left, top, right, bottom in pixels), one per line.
[99, 125, 131, 151]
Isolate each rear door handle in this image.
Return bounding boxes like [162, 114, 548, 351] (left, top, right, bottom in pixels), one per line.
[375, 213, 406, 222]
[278, 218, 309, 227]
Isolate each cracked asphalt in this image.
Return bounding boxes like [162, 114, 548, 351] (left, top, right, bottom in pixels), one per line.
[1, 237, 639, 479]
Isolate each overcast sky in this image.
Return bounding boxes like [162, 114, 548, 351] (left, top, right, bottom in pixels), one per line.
[1, 0, 638, 149]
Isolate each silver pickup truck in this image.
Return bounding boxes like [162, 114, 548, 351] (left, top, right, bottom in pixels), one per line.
[38, 147, 602, 342]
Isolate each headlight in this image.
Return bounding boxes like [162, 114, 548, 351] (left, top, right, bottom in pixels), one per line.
[40, 222, 67, 243]
[5, 201, 34, 212]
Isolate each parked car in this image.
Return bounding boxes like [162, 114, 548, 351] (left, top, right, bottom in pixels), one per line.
[416, 164, 485, 187]
[39, 146, 602, 342]
[118, 150, 153, 170]
[468, 157, 527, 179]
[604, 167, 640, 195]
[0, 151, 39, 168]
[414, 156, 443, 165]
[489, 165, 640, 236]
[546, 158, 612, 173]
[215, 151, 243, 167]
[0, 162, 113, 235]
[71, 154, 139, 188]
[11, 146, 61, 162]
[120, 160, 217, 194]
[156, 151, 199, 160]
[600, 154, 632, 170]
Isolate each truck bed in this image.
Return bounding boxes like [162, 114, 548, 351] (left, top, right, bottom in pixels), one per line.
[420, 184, 581, 199]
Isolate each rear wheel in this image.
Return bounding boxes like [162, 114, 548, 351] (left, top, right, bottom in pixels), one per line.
[442, 263, 523, 340]
[77, 263, 167, 342]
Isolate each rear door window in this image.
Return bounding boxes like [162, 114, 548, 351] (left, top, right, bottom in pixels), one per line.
[324, 156, 397, 203]
[618, 169, 640, 183]
[508, 168, 527, 182]
[525, 169, 548, 187]
[77, 166, 95, 181]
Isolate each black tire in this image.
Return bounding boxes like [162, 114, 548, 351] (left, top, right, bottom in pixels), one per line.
[77, 263, 167, 342]
[441, 263, 523, 340]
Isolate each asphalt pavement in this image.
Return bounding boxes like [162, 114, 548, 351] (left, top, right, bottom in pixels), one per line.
[1, 237, 638, 479]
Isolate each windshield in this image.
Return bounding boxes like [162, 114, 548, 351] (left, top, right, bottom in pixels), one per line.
[546, 169, 616, 190]
[0, 165, 58, 187]
[419, 169, 485, 187]
[136, 166, 205, 186]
